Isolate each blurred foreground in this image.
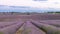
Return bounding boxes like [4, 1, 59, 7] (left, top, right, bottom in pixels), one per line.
[0, 13, 60, 34]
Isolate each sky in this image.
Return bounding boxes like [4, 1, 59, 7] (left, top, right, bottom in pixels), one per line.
[0, 0, 60, 8]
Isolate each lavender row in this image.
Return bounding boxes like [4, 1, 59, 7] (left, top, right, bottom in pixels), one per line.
[39, 20, 60, 27]
[16, 21, 46, 34]
[0, 21, 24, 34]
[0, 21, 18, 29]
[31, 20, 60, 34]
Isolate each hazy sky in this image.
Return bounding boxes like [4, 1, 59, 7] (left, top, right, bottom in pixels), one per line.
[0, 0, 60, 8]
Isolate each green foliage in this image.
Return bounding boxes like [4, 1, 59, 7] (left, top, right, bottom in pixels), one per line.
[47, 12, 60, 13]
[0, 32, 3, 34]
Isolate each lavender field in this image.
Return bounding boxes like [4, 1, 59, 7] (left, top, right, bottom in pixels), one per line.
[0, 13, 60, 34]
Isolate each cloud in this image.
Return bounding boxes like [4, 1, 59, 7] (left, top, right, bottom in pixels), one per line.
[0, 0, 60, 8]
[33, 0, 47, 1]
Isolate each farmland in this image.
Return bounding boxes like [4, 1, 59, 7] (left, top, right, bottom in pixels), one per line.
[0, 13, 60, 34]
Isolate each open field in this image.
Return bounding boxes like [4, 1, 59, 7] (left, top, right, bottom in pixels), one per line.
[0, 13, 60, 34]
